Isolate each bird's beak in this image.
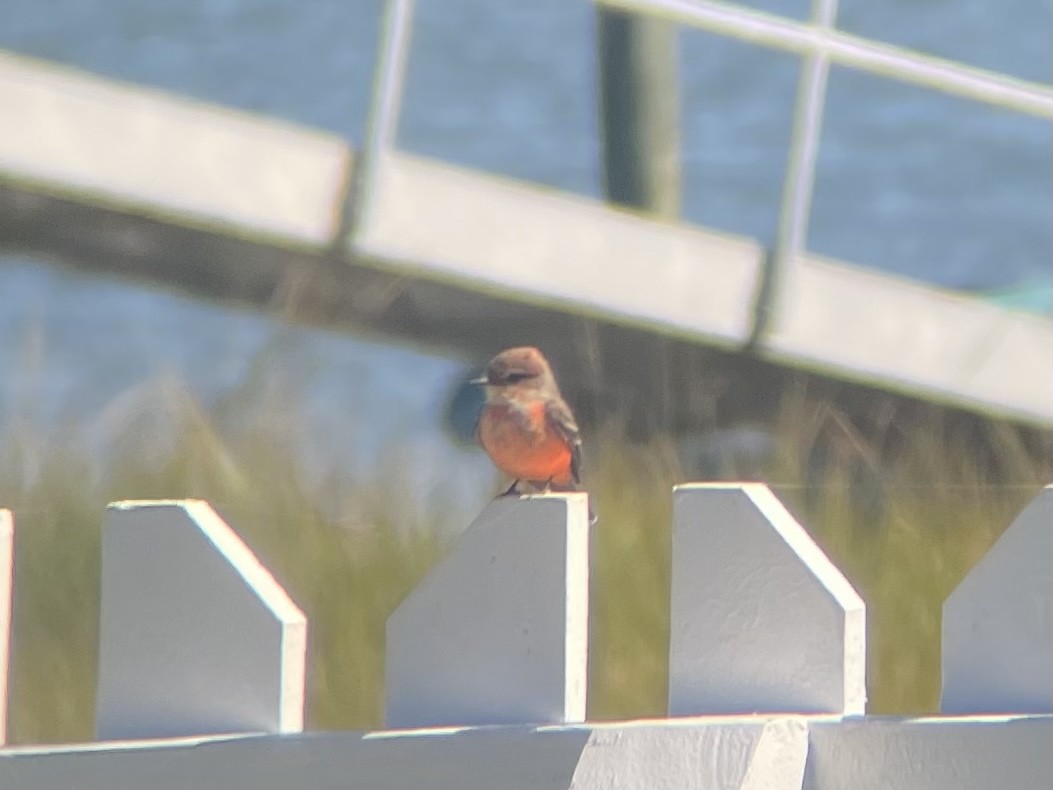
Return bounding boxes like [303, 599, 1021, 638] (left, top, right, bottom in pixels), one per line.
[469, 375, 489, 385]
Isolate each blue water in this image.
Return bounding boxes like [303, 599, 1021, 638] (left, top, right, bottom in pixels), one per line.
[1, 0, 1050, 489]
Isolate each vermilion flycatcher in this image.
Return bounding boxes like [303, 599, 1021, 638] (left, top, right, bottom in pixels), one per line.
[474, 346, 584, 497]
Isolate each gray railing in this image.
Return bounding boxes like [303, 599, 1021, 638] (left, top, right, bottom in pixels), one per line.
[347, 0, 1053, 330]
[343, 0, 416, 245]
[603, 0, 1053, 332]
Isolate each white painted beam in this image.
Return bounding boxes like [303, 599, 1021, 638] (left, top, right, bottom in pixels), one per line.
[941, 485, 1053, 713]
[0, 510, 12, 746]
[1, 713, 1048, 789]
[763, 255, 1053, 425]
[356, 151, 765, 347]
[0, 729, 590, 790]
[3, 50, 1050, 428]
[571, 716, 808, 789]
[0, 50, 349, 247]
[0, 715, 811, 790]
[95, 500, 307, 739]
[385, 494, 590, 728]
[669, 484, 866, 716]
[805, 715, 1053, 789]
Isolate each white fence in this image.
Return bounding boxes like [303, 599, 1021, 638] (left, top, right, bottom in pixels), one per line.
[0, 484, 1048, 788]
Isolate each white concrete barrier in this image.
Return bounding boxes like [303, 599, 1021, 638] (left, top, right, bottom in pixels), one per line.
[669, 484, 866, 716]
[0, 510, 11, 746]
[95, 500, 307, 739]
[941, 484, 1053, 714]
[385, 493, 590, 728]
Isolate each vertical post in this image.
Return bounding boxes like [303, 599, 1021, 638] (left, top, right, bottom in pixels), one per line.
[342, 0, 416, 250]
[386, 494, 590, 729]
[751, 0, 838, 342]
[96, 500, 307, 740]
[596, 7, 681, 218]
[0, 510, 12, 746]
[941, 485, 1053, 714]
[669, 484, 866, 716]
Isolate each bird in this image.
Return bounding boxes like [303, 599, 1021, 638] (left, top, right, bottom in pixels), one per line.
[473, 346, 588, 505]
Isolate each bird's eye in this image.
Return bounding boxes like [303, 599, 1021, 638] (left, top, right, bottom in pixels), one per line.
[504, 372, 531, 383]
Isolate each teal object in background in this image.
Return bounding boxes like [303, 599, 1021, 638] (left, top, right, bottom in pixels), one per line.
[982, 282, 1053, 315]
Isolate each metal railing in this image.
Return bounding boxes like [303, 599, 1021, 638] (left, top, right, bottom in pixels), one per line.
[347, 0, 1053, 333]
[343, 0, 416, 247]
[603, 0, 1053, 335]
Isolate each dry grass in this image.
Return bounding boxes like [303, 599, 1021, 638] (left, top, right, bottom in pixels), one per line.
[0, 368, 1048, 742]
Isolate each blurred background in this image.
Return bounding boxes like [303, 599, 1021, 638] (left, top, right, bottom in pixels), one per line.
[0, 0, 1050, 743]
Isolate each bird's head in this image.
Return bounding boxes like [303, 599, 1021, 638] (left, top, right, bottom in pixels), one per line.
[472, 346, 557, 395]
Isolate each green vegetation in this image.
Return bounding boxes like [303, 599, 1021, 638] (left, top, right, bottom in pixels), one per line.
[1, 368, 1048, 743]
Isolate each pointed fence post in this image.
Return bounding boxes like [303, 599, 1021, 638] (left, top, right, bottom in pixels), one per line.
[95, 500, 307, 740]
[385, 493, 590, 729]
[0, 510, 12, 746]
[941, 485, 1053, 714]
[669, 483, 866, 716]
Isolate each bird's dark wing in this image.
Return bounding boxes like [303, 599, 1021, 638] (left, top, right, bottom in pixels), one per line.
[546, 398, 583, 487]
